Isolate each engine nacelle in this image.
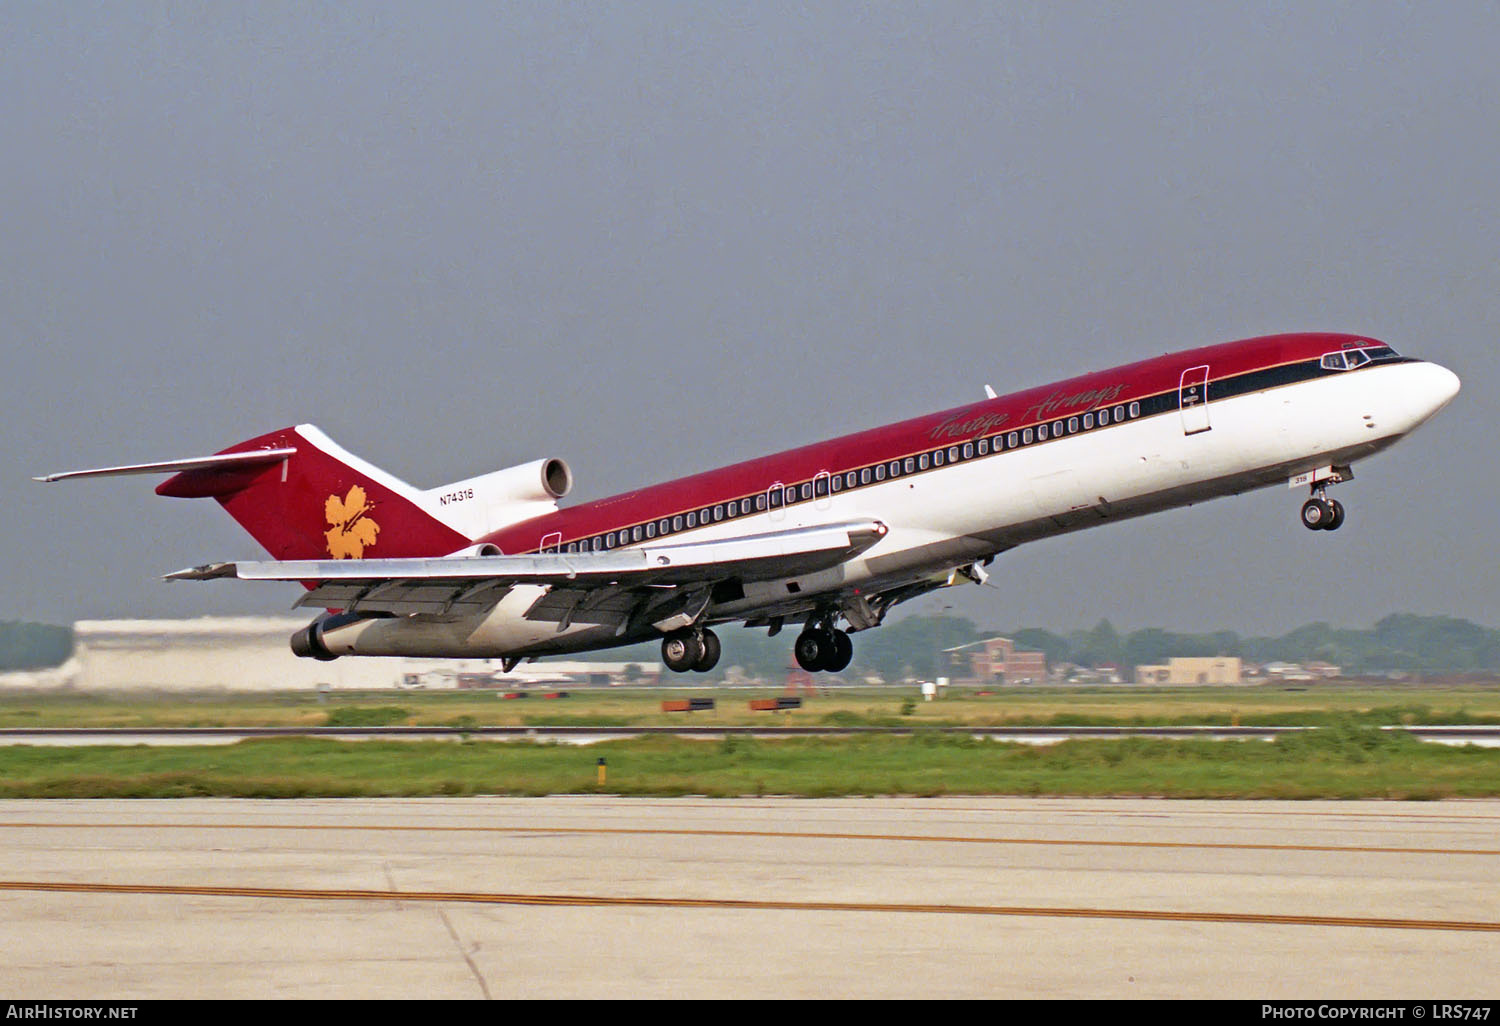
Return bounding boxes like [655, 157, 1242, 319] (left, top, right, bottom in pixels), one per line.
[420, 458, 573, 538]
[290, 610, 521, 660]
[469, 457, 572, 503]
[290, 612, 364, 661]
[442, 542, 502, 558]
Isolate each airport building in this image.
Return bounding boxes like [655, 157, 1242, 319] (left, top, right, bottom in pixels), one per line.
[944, 637, 1048, 685]
[1134, 657, 1243, 685]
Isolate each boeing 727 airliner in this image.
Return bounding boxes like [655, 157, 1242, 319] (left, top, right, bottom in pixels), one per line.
[40, 332, 1459, 674]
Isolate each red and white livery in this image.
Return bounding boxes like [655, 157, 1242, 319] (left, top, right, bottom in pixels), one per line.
[40, 333, 1460, 674]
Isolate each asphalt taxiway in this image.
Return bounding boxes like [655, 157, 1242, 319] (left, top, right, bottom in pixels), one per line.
[2, 797, 1497, 998]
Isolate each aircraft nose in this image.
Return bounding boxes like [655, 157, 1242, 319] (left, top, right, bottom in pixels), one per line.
[1419, 361, 1462, 411]
[1391, 360, 1461, 432]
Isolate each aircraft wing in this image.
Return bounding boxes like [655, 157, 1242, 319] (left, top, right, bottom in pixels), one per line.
[167, 520, 888, 620]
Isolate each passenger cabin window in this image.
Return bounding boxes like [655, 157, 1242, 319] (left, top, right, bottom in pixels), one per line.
[1037, 424, 1048, 441]
[1007, 431, 1018, 447]
[1023, 428, 1033, 444]
[1067, 417, 1078, 433]
[1084, 413, 1094, 429]
[1129, 402, 1140, 418]
[919, 453, 929, 470]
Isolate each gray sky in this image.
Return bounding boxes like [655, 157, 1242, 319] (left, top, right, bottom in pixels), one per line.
[3, 2, 1497, 636]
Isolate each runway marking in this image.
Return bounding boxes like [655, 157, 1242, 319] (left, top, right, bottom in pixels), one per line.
[3, 821, 1496, 857]
[1, 879, 1495, 933]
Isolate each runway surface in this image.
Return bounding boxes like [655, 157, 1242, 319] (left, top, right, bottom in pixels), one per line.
[2, 796, 1498, 998]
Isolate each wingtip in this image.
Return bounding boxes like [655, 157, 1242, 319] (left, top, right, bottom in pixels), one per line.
[163, 562, 240, 581]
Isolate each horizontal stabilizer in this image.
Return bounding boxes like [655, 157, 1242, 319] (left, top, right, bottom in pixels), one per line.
[35, 448, 297, 484]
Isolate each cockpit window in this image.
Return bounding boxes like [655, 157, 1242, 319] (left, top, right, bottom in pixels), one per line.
[1321, 344, 1398, 371]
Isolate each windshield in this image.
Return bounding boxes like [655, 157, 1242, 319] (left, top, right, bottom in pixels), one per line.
[1320, 343, 1398, 370]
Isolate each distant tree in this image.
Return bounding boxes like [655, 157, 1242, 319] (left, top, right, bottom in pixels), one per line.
[1073, 619, 1124, 668]
[1010, 628, 1072, 666]
[856, 615, 980, 682]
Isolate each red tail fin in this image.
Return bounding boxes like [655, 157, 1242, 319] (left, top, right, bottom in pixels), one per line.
[157, 425, 469, 560]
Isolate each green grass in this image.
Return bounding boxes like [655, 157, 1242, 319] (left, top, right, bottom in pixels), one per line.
[3, 685, 1498, 800]
[0, 728, 1496, 799]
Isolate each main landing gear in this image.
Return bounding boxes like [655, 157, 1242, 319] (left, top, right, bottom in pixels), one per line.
[793, 624, 854, 673]
[661, 628, 721, 674]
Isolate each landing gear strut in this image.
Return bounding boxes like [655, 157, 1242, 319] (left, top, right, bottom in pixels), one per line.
[662, 628, 721, 673]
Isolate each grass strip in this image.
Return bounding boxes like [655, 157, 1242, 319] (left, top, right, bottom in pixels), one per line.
[0, 727, 1497, 799]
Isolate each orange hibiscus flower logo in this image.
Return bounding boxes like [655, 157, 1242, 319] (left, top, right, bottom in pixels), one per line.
[324, 485, 380, 559]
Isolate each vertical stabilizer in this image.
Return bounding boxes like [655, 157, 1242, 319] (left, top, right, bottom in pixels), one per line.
[156, 425, 471, 560]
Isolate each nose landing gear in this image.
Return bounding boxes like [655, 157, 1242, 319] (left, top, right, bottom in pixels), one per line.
[1300, 495, 1345, 531]
[1293, 466, 1351, 532]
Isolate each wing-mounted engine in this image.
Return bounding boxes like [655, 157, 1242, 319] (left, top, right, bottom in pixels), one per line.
[419, 458, 573, 540]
